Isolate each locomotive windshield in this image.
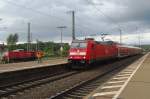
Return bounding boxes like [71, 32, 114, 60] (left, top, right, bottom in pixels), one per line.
[71, 42, 87, 48]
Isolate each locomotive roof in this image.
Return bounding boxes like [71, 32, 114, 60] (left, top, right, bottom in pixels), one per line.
[13, 49, 24, 52]
[72, 39, 117, 45]
[72, 39, 141, 49]
[95, 41, 117, 45]
[72, 40, 86, 43]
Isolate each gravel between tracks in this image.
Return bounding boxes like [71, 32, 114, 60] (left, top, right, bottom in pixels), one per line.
[9, 69, 103, 99]
[6, 56, 141, 99]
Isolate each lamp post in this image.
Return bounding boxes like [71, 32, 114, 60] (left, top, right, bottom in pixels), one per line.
[56, 26, 67, 56]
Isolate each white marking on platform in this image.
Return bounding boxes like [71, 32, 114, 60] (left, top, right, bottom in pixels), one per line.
[127, 67, 136, 70]
[119, 71, 132, 74]
[93, 91, 118, 97]
[113, 77, 128, 80]
[101, 85, 122, 89]
[118, 73, 131, 76]
[117, 74, 131, 76]
[123, 70, 134, 72]
[107, 80, 126, 84]
[113, 53, 149, 99]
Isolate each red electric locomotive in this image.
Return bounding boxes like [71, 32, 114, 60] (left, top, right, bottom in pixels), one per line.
[68, 38, 142, 68]
[2, 49, 37, 63]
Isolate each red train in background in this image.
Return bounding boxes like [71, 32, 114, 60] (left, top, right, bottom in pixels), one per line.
[68, 38, 142, 68]
[2, 49, 37, 63]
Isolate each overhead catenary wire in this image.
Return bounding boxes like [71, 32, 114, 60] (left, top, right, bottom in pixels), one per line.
[2, 0, 70, 24]
[86, 0, 122, 29]
[75, 16, 96, 34]
[1, 0, 75, 36]
[2, 0, 115, 33]
[75, 12, 111, 39]
[2, 0, 124, 43]
[2, 0, 94, 39]
[2, 0, 110, 31]
[86, 0, 125, 43]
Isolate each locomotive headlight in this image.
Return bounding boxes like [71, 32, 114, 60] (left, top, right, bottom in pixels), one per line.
[83, 56, 86, 59]
[79, 52, 86, 55]
[70, 56, 72, 58]
[70, 52, 76, 55]
[3, 52, 8, 57]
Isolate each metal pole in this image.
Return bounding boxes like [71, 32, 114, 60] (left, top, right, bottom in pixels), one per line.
[36, 39, 39, 51]
[67, 11, 75, 40]
[119, 29, 122, 44]
[27, 22, 31, 51]
[118, 29, 122, 57]
[61, 28, 62, 47]
[60, 28, 63, 56]
[136, 26, 140, 47]
[71, 11, 75, 40]
[139, 34, 141, 47]
[138, 29, 141, 48]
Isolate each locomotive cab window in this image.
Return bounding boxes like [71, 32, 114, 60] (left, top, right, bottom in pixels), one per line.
[71, 42, 87, 48]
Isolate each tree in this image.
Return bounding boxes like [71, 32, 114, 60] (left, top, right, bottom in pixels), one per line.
[6, 33, 19, 50]
[14, 33, 18, 44]
[7, 33, 18, 45]
[7, 34, 13, 45]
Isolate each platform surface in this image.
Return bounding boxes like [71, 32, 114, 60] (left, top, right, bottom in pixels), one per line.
[0, 58, 67, 73]
[85, 53, 150, 99]
[118, 53, 150, 99]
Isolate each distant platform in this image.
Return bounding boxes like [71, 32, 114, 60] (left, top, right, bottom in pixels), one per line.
[85, 53, 149, 99]
[0, 58, 67, 73]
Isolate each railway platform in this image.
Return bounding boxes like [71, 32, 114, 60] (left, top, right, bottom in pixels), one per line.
[85, 52, 150, 99]
[0, 58, 67, 73]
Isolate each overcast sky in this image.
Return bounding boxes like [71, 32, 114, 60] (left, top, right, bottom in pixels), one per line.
[0, 0, 150, 44]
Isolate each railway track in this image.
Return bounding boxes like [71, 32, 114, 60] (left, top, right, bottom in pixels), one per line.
[0, 55, 142, 99]
[50, 55, 142, 99]
[50, 66, 122, 99]
[0, 70, 80, 98]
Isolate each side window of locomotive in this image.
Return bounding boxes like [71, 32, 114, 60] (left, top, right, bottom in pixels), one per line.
[71, 42, 87, 48]
[80, 42, 87, 48]
[71, 42, 79, 48]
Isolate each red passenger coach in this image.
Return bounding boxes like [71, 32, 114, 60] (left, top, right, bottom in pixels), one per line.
[68, 38, 142, 68]
[117, 44, 142, 57]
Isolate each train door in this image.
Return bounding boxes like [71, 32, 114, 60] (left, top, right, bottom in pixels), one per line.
[91, 43, 96, 63]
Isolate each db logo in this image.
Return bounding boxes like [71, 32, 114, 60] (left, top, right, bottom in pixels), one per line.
[105, 49, 108, 54]
[77, 50, 80, 55]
